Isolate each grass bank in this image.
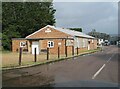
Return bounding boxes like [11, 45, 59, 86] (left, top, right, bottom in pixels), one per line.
[2, 48, 101, 71]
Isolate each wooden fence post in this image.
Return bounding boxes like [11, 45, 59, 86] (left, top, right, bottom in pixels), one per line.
[58, 46, 60, 59]
[47, 47, 49, 60]
[77, 47, 78, 55]
[72, 46, 74, 56]
[66, 46, 67, 57]
[34, 48, 37, 62]
[65, 39, 67, 57]
[19, 47, 22, 65]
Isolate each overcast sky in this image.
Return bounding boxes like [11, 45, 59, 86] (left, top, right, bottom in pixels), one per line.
[53, 2, 118, 35]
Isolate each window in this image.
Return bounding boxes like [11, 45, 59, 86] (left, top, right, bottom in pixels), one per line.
[80, 39, 83, 48]
[48, 41, 54, 48]
[83, 39, 85, 47]
[92, 39, 94, 43]
[66, 40, 74, 46]
[85, 39, 88, 47]
[77, 38, 80, 48]
[74, 38, 80, 48]
[20, 42, 26, 47]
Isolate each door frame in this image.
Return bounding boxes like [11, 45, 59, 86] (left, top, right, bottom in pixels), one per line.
[32, 41, 40, 54]
[88, 41, 90, 50]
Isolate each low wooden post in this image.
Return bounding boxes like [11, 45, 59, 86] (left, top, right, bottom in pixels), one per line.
[64, 39, 68, 57]
[19, 47, 22, 65]
[66, 46, 67, 57]
[77, 47, 78, 55]
[72, 46, 74, 56]
[47, 47, 49, 60]
[58, 46, 60, 59]
[34, 48, 37, 62]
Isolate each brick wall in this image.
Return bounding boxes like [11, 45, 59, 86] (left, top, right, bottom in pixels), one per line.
[12, 26, 97, 54]
[27, 27, 72, 39]
[40, 39, 66, 54]
[12, 39, 28, 52]
[26, 27, 73, 54]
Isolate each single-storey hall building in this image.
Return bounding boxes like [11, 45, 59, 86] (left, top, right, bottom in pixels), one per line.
[12, 25, 97, 55]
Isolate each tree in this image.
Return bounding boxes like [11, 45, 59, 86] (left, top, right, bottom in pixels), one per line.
[2, 2, 56, 50]
[88, 29, 110, 40]
[69, 28, 82, 32]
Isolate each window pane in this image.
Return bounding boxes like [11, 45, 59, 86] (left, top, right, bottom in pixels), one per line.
[48, 44, 50, 47]
[51, 42, 53, 46]
[48, 41, 54, 48]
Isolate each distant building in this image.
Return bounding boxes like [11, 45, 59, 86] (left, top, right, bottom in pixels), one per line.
[110, 36, 118, 45]
[97, 38, 104, 46]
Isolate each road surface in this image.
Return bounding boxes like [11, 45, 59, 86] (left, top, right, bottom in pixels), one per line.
[2, 45, 119, 87]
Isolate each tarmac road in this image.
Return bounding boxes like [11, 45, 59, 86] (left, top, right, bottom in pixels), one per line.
[2, 45, 119, 87]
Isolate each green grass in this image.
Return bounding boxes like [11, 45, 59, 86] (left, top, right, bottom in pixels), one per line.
[2, 48, 101, 70]
[2, 50, 11, 53]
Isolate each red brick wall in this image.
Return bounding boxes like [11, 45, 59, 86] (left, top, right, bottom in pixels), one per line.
[27, 27, 72, 39]
[12, 26, 97, 54]
[40, 39, 66, 54]
[12, 39, 28, 52]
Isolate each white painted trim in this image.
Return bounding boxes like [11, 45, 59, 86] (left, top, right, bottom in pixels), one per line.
[32, 41, 39, 55]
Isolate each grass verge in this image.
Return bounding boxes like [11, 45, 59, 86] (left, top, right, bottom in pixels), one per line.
[2, 48, 101, 71]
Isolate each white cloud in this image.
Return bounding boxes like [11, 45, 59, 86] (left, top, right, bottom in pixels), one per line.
[53, 2, 118, 34]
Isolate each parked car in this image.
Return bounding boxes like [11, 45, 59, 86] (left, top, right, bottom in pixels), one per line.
[104, 40, 110, 46]
[118, 41, 120, 47]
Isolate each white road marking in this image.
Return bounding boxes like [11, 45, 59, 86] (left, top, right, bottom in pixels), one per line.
[92, 64, 106, 79]
[107, 54, 115, 63]
[92, 52, 116, 79]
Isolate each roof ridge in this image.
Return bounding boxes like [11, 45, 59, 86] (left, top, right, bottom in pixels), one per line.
[52, 26, 93, 38]
[26, 25, 94, 39]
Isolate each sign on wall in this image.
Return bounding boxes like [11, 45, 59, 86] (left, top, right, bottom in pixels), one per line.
[45, 28, 51, 33]
[58, 42, 62, 46]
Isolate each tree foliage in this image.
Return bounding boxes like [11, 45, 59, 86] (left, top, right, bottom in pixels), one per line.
[2, 2, 56, 50]
[69, 28, 82, 32]
[88, 29, 110, 40]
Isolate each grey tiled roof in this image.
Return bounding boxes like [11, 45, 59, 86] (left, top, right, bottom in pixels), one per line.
[48, 25, 94, 39]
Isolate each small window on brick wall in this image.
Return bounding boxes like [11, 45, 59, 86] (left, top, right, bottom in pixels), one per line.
[20, 42, 26, 47]
[47, 41, 54, 48]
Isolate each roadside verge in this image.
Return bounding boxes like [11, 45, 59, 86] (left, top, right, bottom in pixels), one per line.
[2, 48, 100, 71]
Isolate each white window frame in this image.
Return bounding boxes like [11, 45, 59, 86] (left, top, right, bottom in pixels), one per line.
[92, 39, 94, 43]
[47, 41, 54, 48]
[80, 38, 83, 48]
[66, 40, 74, 46]
[20, 42, 26, 47]
[77, 38, 80, 48]
[83, 39, 85, 48]
[85, 39, 88, 47]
